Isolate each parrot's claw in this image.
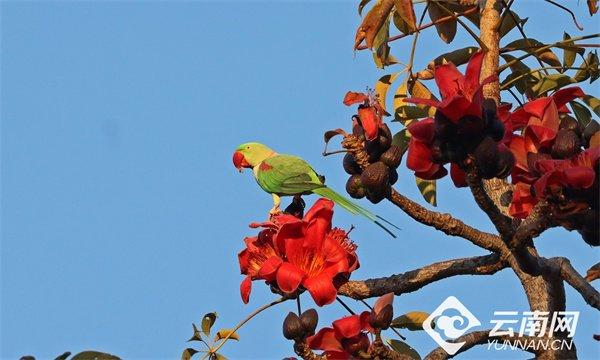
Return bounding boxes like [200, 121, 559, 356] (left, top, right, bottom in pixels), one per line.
[269, 205, 282, 218]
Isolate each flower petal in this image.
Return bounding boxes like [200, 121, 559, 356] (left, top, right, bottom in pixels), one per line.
[307, 328, 343, 352]
[450, 163, 468, 187]
[304, 199, 334, 249]
[258, 255, 283, 281]
[464, 51, 484, 94]
[276, 262, 305, 294]
[552, 87, 584, 109]
[303, 272, 338, 306]
[240, 276, 252, 304]
[435, 62, 463, 99]
[563, 167, 596, 188]
[407, 139, 434, 173]
[343, 91, 368, 106]
[407, 118, 435, 143]
[358, 106, 381, 141]
[333, 315, 363, 338]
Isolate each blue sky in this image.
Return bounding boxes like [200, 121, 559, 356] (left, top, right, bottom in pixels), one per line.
[1, 1, 599, 359]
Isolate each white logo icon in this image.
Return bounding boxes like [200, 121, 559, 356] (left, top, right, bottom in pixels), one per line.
[423, 296, 481, 355]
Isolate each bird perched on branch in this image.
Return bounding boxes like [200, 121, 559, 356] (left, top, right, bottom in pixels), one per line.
[232, 142, 398, 237]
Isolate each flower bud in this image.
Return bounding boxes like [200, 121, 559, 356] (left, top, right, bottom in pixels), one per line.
[343, 153, 361, 175]
[346, 175, 366, 199]
[282, 312, 304, 340]
[559, 115, 583, 136]
[360, 162, 390, 190]
[299, 309, 319, 336]
[388, 168, 398, 185]
[474, 136, 500, 179]
[341, 334, 370, 356]
[380, 145, 403, 169]
[369, 304, 394, 330]
[551, 129, 581, 159]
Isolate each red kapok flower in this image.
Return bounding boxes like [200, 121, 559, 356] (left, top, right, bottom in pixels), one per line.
[532, 146, 600, 199]
[509, 183, 538, 219]
[238, 199, 359, 306]
[406, 118, 448, 180]
[405, 51, 496, 123]
[307, 311, 372, 359]
[343, 91, 388, 141]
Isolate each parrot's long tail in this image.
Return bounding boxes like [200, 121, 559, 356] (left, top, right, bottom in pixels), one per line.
[313, 187, 399, 238]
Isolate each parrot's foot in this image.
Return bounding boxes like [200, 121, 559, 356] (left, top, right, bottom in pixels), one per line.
[269, 205, 282, 218]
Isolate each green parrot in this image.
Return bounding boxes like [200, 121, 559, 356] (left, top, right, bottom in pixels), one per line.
[232, 142, 397, 237]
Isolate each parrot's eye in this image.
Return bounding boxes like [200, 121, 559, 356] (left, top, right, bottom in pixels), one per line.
[246, 146, 250, 149]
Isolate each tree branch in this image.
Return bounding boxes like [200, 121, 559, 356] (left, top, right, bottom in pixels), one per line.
[424, 330, 541, 359]
[465, 169, 515, 240]
[510, 200, 555, 250]
[338, 254, 506, 299]
[546, 257, 600, 310]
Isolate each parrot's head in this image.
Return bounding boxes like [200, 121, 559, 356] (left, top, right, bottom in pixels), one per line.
[233, 142, 275, 172]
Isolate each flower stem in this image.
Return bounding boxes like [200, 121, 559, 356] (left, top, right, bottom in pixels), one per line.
[208, 297, 287, 357]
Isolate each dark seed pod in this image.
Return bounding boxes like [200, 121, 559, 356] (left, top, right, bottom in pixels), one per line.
[380, 145, 403, 169]
[378, 123, 393, 151]
[551, 129, 581, 159]
[283, 312, 304, 340]
[352, 115, 365, 137]
[365, 140, 384, 162]
[474, 136, 500, 179]
[579, 225, 599, 246]
[583, 120, 600, 147]
[284, 196, 306, 219]
[457, 115, 486, 138]
[299, 309, 318, 336]
[388, 168, 398, 185]
[494, 147, 515, 179]
[369, 304, 394, 330]
[346, 175, 366, 199]
[360, 162, 390, 190]
[487, 118, 505, 142]
[343, 153, 361, 175]
[430, 139, 448, 163]
[366, 188, 388, 204]
[341, 334, 370, 356]
[434, 111, 457, 140]
[559, 115, 583, 136]
[482, 98, 497, 125]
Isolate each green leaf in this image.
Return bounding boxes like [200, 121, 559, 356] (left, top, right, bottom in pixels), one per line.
[71, 351, 121, 360]
[428, 2, 456, 43]
[394, 0, 417, 32]
[499, 11, 527, 38]
[188, 324, 203, 342]
[391, 129, 410, 157]
[428, 47, 479, 70]
[416, 177, 436, 206]
[394, 106, 430, 124]
[531, 74, 575, 96]
[375, 73, 400, 112]
[391, 311, 432, 331]
[561, 32, 584, 68]
[570, 101, 592, 127]
[181, 348, 199, 360]
[583, 95, 600, 116]
[392, 11, 411, 34]
[387, 339, 421, 360]
[54, 352, 72, 360]
[358, 0, 372, 16]
[213, 328, 240, 342]
[504, 38, 561, 67]
[201, 312, 218, 336]
[372, 16, 397, 69]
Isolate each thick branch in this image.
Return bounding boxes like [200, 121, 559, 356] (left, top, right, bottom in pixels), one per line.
[424, 330, 540, 359]
[465, 169, 515, 240]
[511, 200, 555, 249]
[338, 254, 506, 299]
[546, 257, 600, 310]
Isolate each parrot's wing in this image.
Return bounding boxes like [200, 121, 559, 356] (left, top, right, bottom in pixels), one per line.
[258, 155, 324, 195]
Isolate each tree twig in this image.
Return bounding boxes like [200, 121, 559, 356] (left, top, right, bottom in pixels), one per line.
[548, 257, 600, 310]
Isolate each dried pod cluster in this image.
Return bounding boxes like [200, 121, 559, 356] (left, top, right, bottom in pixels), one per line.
[282, 309, 319, 341]
[432, 99, 514, 180]
[344, 117, 403, 204]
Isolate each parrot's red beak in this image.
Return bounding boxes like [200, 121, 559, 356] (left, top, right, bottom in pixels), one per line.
[233, 151, 250, 172]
